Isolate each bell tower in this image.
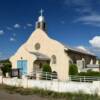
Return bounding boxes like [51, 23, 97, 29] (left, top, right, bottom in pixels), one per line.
[35, 9, 47, 31]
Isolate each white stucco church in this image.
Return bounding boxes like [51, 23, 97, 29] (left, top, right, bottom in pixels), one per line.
[10, 10, 98, 80]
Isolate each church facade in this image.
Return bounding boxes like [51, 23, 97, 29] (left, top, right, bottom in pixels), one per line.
[10, 12, 97, 80]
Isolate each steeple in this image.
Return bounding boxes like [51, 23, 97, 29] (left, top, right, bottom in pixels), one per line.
[35, 9, 46, 31]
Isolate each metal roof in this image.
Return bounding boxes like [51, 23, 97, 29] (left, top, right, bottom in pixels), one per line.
[29, 52, 50, 60]
[64, 45, 96, 57]
[87, 64, 100, 68]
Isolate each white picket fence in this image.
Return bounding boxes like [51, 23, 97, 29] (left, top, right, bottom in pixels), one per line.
[69, 75, 100, 82]
[0, 75, 100, 95]
[23, 71, 100, 82]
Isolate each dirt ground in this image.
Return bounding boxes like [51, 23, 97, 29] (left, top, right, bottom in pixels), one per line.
[0, 90, 64, 100]
[0, 90, 47, 100]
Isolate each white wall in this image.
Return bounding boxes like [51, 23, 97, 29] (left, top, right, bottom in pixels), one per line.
[0, 76, 100, 95]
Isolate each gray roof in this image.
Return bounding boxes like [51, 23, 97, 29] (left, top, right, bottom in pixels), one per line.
[87, 64, 100, 68]
[29, 52, 50, 60]
[64, 45, 96, 57]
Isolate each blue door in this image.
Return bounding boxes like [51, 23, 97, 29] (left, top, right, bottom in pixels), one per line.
[17, 60, 27, 75]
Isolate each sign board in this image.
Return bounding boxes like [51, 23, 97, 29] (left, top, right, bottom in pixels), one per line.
[11, 69, 20, 77]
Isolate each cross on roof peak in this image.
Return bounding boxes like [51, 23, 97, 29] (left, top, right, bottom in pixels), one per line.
[40, 9, 44, 16]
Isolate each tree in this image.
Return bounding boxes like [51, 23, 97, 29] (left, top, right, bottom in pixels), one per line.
[69, 64, 78, 75]
[1, 63, 11, 76]
[42, 64, 52, 72]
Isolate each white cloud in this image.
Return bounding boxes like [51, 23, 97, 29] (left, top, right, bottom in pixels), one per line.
[84, 22, 100, 27]
[10, 37, 16, 42]
[60, 20, 65, 24]
[74, 14, 100, 27]
[0, 30, 4, 35]
[89, 36, 100, 48]
[76, 45, 91, 53]
[24, 26, 26, 29]
[75, 7, 92, 14]
[14, 24, 20, 28]
[65, 0, 100, 27]
[76, 45, 95, 55]
[7, 27, 13, 30]
[64, 0, 92, 14]
[13, 33, 16, 37]
[64, 0, 89, 6]
[27, 24, 33, 27]
[9, 33, 17, 42]
[75, 15, 100, 22]
[76, 46, 88, 51]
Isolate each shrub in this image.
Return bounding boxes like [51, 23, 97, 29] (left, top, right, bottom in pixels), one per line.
[1, 63, 11, 76]
[69, 64, 78, 75]
[78, 71, 100, 76]
[42, 64, 52, 80]
[42, 64, 52, 72]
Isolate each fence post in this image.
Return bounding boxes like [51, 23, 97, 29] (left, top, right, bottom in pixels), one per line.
[51, 73, 52, 80]
[0, 76, 3, 85]
[80, 77, 81, 82]
[69, 76, 71, 81]
[58, 80, 59, 92]
[84, 76, 85, 82]
[2, 76, 3, 85]
[36, 73, 40, 80]
[22, 75, 28, 88]
[46, 72, 47, 80]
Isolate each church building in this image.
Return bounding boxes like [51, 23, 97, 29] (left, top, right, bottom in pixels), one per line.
[10, 10, 97, 80]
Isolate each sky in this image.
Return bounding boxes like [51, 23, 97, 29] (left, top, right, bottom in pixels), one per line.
[0, 0, 100, 60]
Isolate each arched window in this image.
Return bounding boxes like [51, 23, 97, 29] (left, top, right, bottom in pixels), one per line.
[35, 43, 40, 50]
[52, 71, 57, 79]
[51, 55, 56, 64]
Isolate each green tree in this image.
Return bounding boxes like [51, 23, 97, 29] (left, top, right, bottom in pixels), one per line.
[69, 64, 78, 75]
[1, 63, 11, 76]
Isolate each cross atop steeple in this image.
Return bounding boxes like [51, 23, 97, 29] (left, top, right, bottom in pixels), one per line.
[35, 9, 47, 32]
[40, 9, 44, 16]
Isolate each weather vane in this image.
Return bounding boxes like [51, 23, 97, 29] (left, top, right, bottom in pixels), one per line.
[40, 9, 44, 16]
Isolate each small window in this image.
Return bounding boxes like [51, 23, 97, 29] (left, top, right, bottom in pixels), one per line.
[51, 55, 56, 64]
[35, 43, 40, 50]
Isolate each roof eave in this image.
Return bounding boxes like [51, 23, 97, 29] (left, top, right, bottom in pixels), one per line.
[64, 48, 96, 57]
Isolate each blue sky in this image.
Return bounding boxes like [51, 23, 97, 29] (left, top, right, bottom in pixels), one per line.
[0, 0, 100, 59]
